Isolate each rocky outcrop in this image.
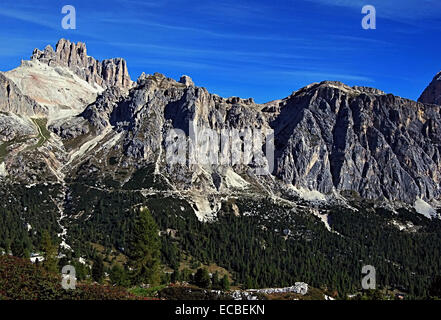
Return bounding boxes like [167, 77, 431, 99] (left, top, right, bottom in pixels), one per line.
[49, 116, 90, 139]
[79, 76, 441, 204]
[81, 86, 127, 131]
[0, 113, 35, 142]
[0, 72, 46, 116]
[419, 71, 441, 105]
[180, 75, 195, 87]
[3, 39, 441, 208]
[273, 81, 441, 203]
[31, 39, 133, 90]
[5, 60, 102, 110]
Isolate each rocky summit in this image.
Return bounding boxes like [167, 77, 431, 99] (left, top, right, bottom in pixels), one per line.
[419, 71, 441, 105]
[1, 40, 441, 220]
[31, 39, 133, 90]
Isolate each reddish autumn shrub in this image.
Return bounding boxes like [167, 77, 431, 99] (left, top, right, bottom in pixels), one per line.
[0, 255, 136, 300]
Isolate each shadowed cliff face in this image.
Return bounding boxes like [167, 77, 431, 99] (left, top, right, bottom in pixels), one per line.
[1, 39, 441, 211]
[273, 82, 441, 203]
[419, 71, 441, 105]
[77, 74, 441, 205]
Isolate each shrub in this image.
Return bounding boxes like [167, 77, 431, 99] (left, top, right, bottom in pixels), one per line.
[0, 255, 136, 300]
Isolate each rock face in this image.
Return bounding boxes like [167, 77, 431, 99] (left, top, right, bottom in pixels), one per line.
[79, 75, 441, 204]
[83, 73, 271, 178]
[0, 72, 46, 116]
[2, 39, 441, 211]
[419, 71, 441, 105]
[31, 39, 133, 90]
[5, 60, 102, 112]
[272, 82, 441, 203]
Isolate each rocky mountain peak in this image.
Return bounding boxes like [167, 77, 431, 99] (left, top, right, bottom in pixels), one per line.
[179, 75, 194, 87]
[31, 39, 134, 90]
[2, 39, 441, 213]
[419, 71, 441, 105]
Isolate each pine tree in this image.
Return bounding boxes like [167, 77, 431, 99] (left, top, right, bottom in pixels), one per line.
[127, 207, 161, 286]
[40, 230, 58, 274]
[11, 241, 25, 258]
[244, 276, 254, 289]
[92, 256, 104, 283]
[110, 264, 130, 287]
[194, 268, 211, 288]
[171, 267, 180, 283]
[221, 275, 230, 291]
[212, 271, 220, 289]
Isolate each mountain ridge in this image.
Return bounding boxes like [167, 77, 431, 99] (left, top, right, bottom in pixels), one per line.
[1, 39, 441, 220]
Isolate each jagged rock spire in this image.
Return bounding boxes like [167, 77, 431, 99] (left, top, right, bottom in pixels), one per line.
[31, 39, 133, 90]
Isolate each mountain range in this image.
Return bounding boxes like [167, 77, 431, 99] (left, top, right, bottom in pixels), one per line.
[2, 39, 441, 296]
[1, 39, 441, 218]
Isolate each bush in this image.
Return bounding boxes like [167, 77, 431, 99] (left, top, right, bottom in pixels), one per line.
[0, 255, 136, 300]
[193, 268, 211, 289]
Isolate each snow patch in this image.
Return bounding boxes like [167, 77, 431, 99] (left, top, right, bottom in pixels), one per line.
[390, 219, 415, 232]
[414, 198, 436, 219]
[30, 256, 44, 263]
[60, 241, 72, 251]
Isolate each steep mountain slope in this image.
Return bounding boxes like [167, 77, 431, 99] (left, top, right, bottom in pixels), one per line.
[419, 71, 441, 105]
[0, 72, 46, 116]
[0, 39, 134, 182]
[2, 39, 441, 297]
[53, 74, 441, 213]
[2, 40, 441, 216]
[5, 60, 102, 120]
[272, 82, 441, 204]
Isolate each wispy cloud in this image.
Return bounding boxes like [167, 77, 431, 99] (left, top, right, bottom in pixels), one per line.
[303, 0, 441, 20]
[115, 0, 168, 7]
[275, 70, 375, 83]
[0, 8, 58, 30]
[104, 41, 320, 62]
[0, 36, 53, 60]
[98, 17, 308, 42]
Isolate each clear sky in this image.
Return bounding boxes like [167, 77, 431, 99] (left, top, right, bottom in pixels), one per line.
[0, 0, 440, 103]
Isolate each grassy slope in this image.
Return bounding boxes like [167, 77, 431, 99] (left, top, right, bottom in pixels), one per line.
[31, 118, 50, 148]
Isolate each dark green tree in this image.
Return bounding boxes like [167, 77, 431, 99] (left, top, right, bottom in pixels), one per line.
[244, 276, 254, 289]
[429, 275, 441, 298]
[221, 275, 230, 291]
[110, 264, 130, 287]
[212, 271, 220, 289]
[127, 207, 161, 286]
[92, 256, 104, 283]
[171, 267, 180, 283]
[40, 230, 58, 273]
[194, 268, 211, 288]
[72, 261, 89, 281]
[11, 241, 27, 258]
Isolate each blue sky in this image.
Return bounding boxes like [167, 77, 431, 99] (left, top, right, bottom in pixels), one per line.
[0, 0, 440, 103]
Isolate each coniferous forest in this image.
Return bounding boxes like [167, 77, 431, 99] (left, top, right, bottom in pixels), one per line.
[1, 178, 441, 299]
